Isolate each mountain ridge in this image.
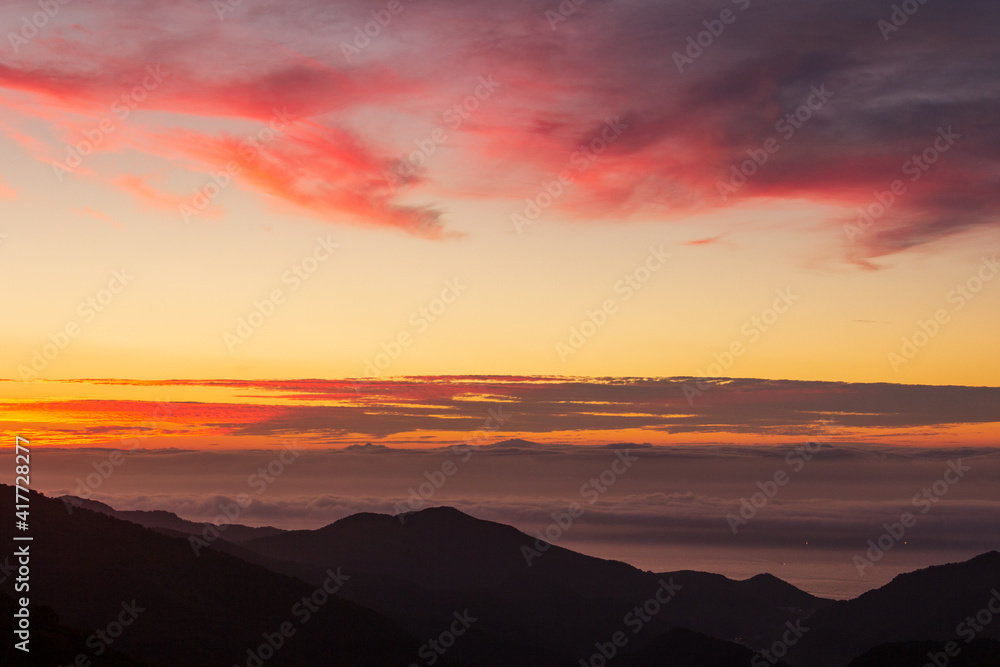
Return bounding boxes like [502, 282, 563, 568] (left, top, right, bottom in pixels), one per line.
[12, 488, 998, 666]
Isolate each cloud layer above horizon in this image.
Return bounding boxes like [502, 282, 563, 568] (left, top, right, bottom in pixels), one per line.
[4, 377, 999, 448]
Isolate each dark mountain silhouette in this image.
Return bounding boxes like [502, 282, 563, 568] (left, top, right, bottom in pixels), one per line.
[239, 504, 832, 665]
[738, 571, 824, 610]
[9, 488, 999, 667]
[480, 438, 538, 449]
[1, 593, 148, 667]
[789, 551, 1000, 667]
[0, 485, 433, 667]
[617, 627, 791, 666]
[59, 494, 285, 542]
[845, 638, 1000, 666]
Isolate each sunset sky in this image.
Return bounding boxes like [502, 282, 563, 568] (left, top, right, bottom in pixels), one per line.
[2, 1, 999, 606]
[3, 377, 1000, 450]
[0, 0, 998, 388]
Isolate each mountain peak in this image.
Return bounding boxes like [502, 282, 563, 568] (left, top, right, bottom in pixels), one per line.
[343, 442, 389, 451]
[58, 495, 117, 514]
[396, 504, 482, 524]
[483, 438, 538, 448]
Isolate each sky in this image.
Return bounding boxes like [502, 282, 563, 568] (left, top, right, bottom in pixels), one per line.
[2, 1, 999, 600]
[0, 0, 998, 385]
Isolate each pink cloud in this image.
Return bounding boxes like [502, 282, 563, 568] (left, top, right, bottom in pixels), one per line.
[74, 205, 121, 227]
[0, 176, 16, 200]
[0, 0, 994, 256]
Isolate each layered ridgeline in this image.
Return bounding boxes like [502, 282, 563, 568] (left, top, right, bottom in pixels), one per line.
[2, 487, 998, 666]
[2, 488, 431, 667]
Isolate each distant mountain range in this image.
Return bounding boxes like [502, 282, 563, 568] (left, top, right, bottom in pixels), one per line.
[60, 495, 287, 542]
[1, 486, 997, 666]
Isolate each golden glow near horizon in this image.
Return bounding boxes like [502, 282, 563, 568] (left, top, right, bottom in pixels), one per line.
[2, 195, 998, 385]
[1, 378, 997, 449]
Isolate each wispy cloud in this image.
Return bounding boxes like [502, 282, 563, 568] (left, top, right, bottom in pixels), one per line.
[0, 0, 995, 255]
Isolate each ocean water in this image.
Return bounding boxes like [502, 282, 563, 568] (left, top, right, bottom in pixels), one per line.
[562, 541, 991, 600]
